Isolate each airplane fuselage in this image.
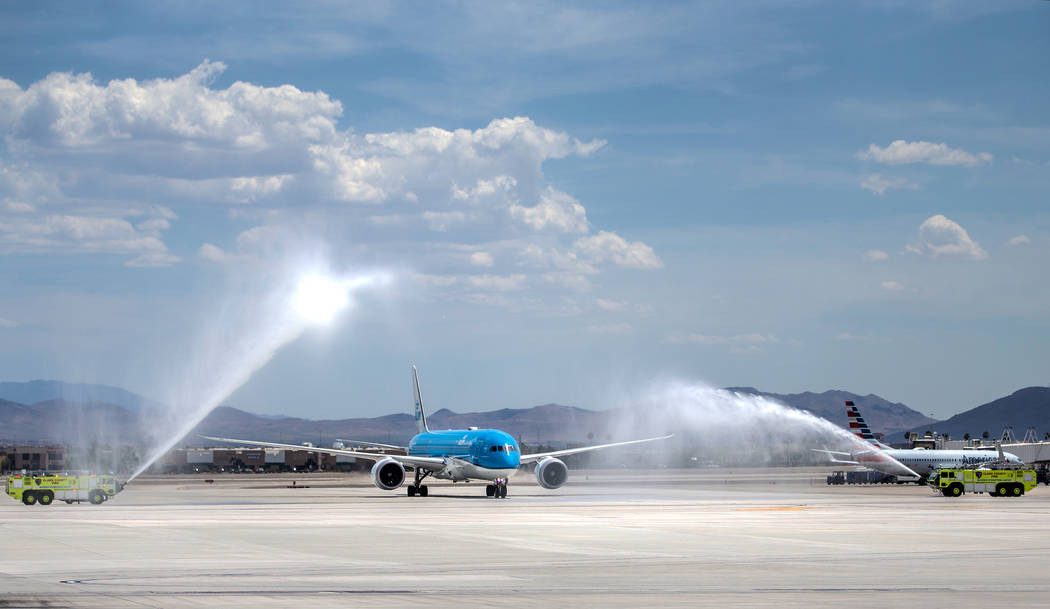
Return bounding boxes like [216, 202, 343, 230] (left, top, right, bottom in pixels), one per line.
[858, 448, 1021, 476]
[408, 429, 520, 481]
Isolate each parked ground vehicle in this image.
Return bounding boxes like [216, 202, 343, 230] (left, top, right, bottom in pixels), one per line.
[827, 470, 895, 485]
[6, 472, 123, 505]
[930, 468, 1038, 498]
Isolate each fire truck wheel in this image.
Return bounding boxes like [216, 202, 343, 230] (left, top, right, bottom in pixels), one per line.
[996, 484, 1009, 497]
[65, 500, 73, 505]
[22, 492, 37, 506]
[948, 483, 963, 497]
[38, 491, 54, 506]
[88, 490, 105, 505]
[1011, 484, 1022, 496]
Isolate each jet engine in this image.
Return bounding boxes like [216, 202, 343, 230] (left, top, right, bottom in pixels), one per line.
[371, 458, 406, 490]
[534, 457, 569, 489]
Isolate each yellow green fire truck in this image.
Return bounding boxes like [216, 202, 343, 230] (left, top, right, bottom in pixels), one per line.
[6, 473, 123, 505]
[930, 467, 1038, 498]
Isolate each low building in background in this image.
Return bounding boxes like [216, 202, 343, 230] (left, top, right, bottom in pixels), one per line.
[146, 446, 363, 473]
[7, 446, 65, 472]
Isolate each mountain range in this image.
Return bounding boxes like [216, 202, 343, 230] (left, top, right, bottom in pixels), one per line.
[0, 380, 162, 412]
[902, 387, 1050, 441]
[724, 387, 936, 436]
[1, 380, 1047, 447]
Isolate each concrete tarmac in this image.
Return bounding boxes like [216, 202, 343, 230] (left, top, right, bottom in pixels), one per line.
[3, 468, 1049, 607]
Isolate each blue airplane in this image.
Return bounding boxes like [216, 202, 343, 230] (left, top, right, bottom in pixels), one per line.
[205, 366, 671, 498]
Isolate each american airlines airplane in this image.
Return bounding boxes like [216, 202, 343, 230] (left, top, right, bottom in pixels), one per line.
[815, 401, 1022, 479]
[205, 367, 671, 498]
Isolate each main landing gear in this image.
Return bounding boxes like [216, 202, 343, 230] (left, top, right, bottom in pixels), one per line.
[486, 479, 508, 499]
[407, 469, 431, 497]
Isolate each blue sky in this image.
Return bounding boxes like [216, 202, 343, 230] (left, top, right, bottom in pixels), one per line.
[0, 1, 1047, 420]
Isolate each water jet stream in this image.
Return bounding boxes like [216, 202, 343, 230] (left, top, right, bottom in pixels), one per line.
[616, 381, 915, 476]
[126, 270, 390, 482]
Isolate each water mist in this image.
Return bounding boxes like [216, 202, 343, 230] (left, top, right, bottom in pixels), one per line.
[610, 380, 914, 476]
[126, 266, 392, 482]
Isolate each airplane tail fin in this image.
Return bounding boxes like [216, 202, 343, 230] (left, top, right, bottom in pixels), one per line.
[412, 365, 430, 434]
[811, 447, 860, 465]
[845, 401, 889, 448]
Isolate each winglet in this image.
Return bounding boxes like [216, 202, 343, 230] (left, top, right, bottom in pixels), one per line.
[412, 365, 429, 434]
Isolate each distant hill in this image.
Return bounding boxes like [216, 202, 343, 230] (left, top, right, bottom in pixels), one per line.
[0, 398, 149, 446]
[186, 403, 606, 446]
[725, 387, 936, 436]
[11, 381, 1047, 450]
[904, 387, 1050, 440]
[0, 381, 161, 412]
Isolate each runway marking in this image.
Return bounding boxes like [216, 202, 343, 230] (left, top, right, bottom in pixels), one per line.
[934, 504, 988, 508]
[734, 506, 815, 511]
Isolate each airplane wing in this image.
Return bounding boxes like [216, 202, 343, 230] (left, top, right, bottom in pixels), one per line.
[519, 434, 672, 464]
[200, 436, 446, 470]
[335, 439, 408, 452]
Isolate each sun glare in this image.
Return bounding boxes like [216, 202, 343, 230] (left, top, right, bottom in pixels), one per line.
[293, 274, 351, 325]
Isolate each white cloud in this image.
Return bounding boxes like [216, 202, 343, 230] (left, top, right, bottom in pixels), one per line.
[518, 244, 596, 274]
[1007, 235, 1030, 246]
[452, 176, 516, 201]
[860, 173, 918, 195]
[0, 317, 18, 328]
[5, 60, 342, 151]
[594, 298, 651, 313]
[912, 214, 988, 260]
[231, 174, 294, 201]
[0, 214, 171, 256]
[125, 252, 181, 268]
[415, 274, 460, 289]
[881, 280, 905, 291]
[665, 333, 778, 345]
[198, 243, 227, 262]
[509, 187, 588, 233]
[3, 201, 35, 213]
[136, 218, 171, 232]
[863, 249, 889, 261]
[541, 272, 591, 291]
[422, 211, 472, 232]
[470, 251, 494, 267]
[0, 63, 659, 305]
[857, 140, 993, 167]
[466, 274, 527, 291]
[572, 231, 663, 269]
[595, 298, 629, 312]
[587, 323, 631, 334]
[236, 225, 287, 251]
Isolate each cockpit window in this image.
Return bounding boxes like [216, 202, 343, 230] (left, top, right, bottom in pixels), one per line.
[489, 445, 518, 453]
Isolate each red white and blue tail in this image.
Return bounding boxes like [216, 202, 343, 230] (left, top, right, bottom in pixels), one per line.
[846, 401, 890, 449]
